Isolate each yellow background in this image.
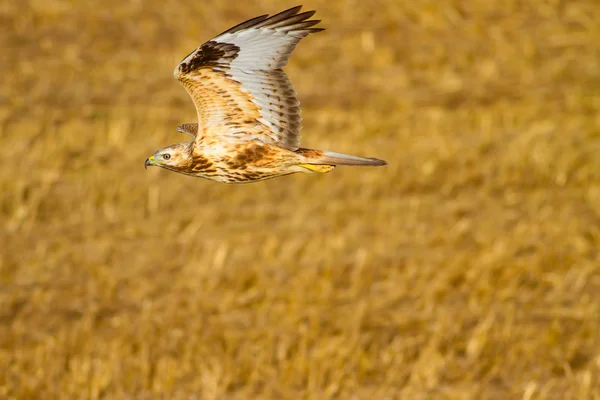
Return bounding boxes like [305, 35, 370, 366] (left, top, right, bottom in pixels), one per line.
[2, 0, 600, 398]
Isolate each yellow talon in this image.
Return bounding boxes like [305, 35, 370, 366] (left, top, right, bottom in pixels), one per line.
[298, 164, 336, 173]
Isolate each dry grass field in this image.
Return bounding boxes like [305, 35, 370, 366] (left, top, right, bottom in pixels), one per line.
[2, 0, 600, 398]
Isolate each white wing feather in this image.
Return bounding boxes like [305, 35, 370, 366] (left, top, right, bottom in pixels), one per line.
[175, 6, 322, 150]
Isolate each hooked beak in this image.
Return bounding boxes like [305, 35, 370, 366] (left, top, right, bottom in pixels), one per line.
[145, 155, 154, 169]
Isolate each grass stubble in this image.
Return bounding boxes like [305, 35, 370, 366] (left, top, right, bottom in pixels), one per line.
[1, 0, 600, 398]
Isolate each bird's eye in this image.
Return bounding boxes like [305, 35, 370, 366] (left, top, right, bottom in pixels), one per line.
[163, 154, 171, 160]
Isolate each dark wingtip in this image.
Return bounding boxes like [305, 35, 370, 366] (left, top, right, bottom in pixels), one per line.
[226, 5, 323, 34]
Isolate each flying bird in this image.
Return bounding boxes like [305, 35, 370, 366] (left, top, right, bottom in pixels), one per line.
[145, 6, 387, 183]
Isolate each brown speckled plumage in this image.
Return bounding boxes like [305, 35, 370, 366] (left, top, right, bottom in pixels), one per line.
[145, 6, 387, 184]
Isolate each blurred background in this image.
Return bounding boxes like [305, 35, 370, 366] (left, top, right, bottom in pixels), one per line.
[2, 0, 600, 398]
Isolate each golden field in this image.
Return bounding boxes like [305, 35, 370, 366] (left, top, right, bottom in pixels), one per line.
[2, 0, 600, 398]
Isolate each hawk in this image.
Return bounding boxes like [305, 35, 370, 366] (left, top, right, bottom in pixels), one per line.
[145, 6, 387, 183]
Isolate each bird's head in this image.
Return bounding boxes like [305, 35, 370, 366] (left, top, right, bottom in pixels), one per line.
[145, 143, 192, 171]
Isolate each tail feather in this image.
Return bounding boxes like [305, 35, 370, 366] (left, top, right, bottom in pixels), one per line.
[319, 151, 387, 166]
[297, 149, 387, 167]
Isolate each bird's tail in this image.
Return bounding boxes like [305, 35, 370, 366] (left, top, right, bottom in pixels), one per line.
[295, 149, 387, 173]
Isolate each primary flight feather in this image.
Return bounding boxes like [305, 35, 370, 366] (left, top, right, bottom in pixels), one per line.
[145, 5, 387, 183]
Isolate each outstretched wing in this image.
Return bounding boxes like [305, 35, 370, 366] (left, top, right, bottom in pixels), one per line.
[174, 6, 323, 151]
